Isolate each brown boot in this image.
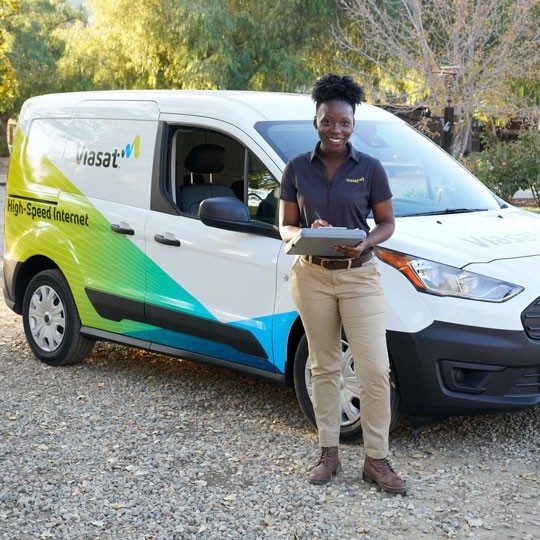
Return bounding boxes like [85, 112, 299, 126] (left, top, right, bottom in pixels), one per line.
[308, 447, 341, 485]
[363, 456, 407, 495]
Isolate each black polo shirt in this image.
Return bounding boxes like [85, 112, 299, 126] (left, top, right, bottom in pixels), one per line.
[280, 142, 392, 234]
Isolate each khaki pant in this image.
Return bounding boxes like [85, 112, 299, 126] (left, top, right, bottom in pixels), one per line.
[291, 256, 390, 458]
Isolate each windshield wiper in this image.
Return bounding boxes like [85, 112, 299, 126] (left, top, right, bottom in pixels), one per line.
[403, 208, 489, 217]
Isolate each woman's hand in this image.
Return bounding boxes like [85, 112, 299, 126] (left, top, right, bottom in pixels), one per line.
[311, 218, 331, 229]
[333, 240, 366, 258]
[332, 199, 395, 258]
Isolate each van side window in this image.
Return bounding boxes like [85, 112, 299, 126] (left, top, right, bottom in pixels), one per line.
[168, 127, 278, 224]
[168, 127, 244, 215]
[248, 152, 279, 225]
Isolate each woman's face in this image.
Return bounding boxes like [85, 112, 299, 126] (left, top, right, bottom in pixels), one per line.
[314, 100, 355, 156]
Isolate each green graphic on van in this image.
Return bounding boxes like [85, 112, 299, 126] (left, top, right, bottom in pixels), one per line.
[76, 134, 140, 168]
[6, 129, 214, 340]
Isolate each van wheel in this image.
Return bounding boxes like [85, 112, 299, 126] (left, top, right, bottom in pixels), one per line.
[293, 334, 401, 442]
[22, 270, 93, 366]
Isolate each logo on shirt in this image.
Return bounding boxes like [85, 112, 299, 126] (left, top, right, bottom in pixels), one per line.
[346, 177, 365, 183]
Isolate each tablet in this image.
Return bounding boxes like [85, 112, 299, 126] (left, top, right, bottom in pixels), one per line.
[284, 228, 367, 257]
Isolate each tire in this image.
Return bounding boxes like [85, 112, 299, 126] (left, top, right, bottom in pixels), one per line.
[293, 333, 401, 442]
[22, 269, 94, 366]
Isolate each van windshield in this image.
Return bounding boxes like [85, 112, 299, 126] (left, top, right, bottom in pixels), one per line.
[254, 120, 502, 217]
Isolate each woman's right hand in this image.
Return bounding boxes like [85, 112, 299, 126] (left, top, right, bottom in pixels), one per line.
[311, 218, 331, 228]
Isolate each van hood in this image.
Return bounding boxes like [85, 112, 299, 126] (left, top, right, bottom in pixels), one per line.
[384, 208, 540, 268]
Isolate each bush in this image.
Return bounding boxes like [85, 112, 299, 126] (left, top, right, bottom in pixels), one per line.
[461, 131, 540, 204]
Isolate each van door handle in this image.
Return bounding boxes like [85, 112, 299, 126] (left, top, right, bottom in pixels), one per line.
[110, 222, 135, 235]
[154, 233, 181, 247]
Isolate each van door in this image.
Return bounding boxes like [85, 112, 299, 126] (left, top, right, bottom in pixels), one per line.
[145, 118, 282, 372]
[61, 100, 159, 341]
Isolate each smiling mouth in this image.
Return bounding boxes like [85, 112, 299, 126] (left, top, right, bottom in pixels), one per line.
[328, 137, 344, 143]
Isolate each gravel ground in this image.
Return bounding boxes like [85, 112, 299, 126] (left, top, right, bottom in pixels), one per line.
[1, 182, 539, 540]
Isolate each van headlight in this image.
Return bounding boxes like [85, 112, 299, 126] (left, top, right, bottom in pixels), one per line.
[376, 248, 523, 302]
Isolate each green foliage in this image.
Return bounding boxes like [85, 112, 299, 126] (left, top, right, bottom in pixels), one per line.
[0, 0, 20, 114]
[516, 132, 540, 205]
[4, 0, 84, 115]
[232, 0, 342, 91]
[461, 131, 540, 204]
[510, 77, 540, 106]
[59, 0, 341, 92]
[0, 0, 18, 18]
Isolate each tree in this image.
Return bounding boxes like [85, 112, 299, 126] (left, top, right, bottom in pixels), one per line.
[336, 0, 540, 155]
[59, 0, 342, 92]
[60, 0, 231, 90]
[0, 0, 19, 115]
[229, 0, 342, 91]
[4, 0, 84, 115]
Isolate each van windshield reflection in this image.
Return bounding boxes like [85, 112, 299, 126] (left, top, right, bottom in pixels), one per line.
[254, 120, 502, 217]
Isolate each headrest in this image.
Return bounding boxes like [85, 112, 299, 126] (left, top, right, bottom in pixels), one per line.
[184, 144, 225, 174]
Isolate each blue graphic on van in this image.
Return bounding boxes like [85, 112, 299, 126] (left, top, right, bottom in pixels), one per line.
[148, 327, 277, 372]
[125, 310, 299, 374]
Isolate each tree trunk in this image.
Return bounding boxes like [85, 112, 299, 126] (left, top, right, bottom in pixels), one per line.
[451, 112, 473, 157]
[0, 116, 9, 157]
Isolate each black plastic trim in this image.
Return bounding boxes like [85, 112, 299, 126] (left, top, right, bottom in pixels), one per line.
[388, 321, 540, 421]
[84, 288, 268, 359]
[521, 296, 540, 340]
[80, 326, 284, 384]
[144, 303, 268, 358]
[2, 273, 15, 311]
[110, 223, 135, 235]
[153, 234, 181, 246]
[150, 121, 180, 216]
[2, 257, 19, 312]
[85, 288, 145, 324]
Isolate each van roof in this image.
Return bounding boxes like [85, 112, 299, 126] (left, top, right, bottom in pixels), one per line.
[22, 89, 396, 124]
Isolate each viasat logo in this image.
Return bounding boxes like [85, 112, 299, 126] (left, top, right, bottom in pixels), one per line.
[122, 135, 140, 159]
[76, 135, 141, 168]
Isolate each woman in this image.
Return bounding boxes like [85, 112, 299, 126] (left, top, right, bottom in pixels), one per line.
[279, 74, 406, 495]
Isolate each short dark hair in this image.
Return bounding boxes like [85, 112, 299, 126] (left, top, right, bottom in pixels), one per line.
[311, 73, 364, 112]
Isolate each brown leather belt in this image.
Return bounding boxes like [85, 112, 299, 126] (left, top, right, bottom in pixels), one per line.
[305, 251, 374, 270]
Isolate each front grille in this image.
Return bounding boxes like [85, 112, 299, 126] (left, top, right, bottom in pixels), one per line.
[522, 296, 540, 340]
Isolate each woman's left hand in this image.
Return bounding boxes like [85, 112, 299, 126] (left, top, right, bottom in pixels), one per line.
[333, 240, 366, 258]
[332, 199, 395, 259]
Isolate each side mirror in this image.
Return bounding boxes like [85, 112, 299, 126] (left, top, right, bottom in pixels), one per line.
[199, 196, 251, 233]
[198, 196, 280, 239]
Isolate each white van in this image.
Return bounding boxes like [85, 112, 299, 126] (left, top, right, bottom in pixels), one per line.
[3, 90, 539, 438]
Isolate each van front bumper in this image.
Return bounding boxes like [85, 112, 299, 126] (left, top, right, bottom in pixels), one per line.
[388, 321, 540, 424]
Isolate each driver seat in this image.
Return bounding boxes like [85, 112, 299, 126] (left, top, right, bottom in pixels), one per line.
[177, 144, 236, 214]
